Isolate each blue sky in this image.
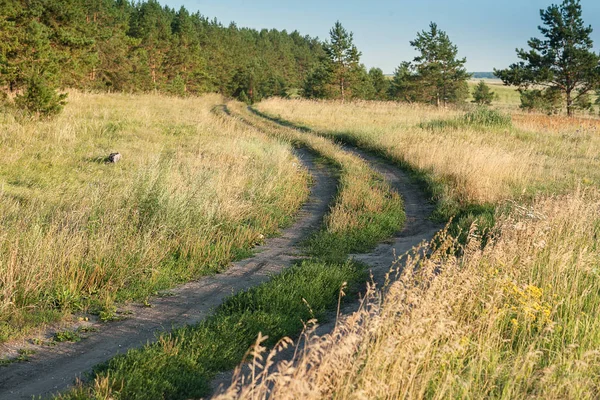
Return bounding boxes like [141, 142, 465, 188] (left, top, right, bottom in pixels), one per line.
[162, 0, 600, 74]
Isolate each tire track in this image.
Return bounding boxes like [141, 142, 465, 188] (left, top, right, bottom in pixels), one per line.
[210, 109, 443, 396]
[0, 147, 337, 400]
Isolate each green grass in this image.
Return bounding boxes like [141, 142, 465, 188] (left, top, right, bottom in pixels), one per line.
[420, 107, 513, 132]
[55, 101, 406, 399]
[251, 106, 500, 246]
[58, 260, 365, 399]
[0, 93, 310, 342]
[306, 199, 405, 261]
[467, 80, 521, 109]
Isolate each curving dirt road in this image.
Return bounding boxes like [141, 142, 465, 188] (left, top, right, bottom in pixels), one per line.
[0, 148, 337, 400]
[210, 113, 443, 395]
[0, 109, 442, 400]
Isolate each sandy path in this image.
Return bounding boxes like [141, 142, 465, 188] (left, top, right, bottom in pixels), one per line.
[210, 113, 443, 396]
[0, 148, 337, 400]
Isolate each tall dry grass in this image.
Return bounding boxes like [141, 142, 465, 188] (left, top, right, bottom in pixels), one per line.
[216, 189, 600, 399]
[256, 99, 600, 213]
[0, 93, 309, 341]
[225, 101, 405, 261]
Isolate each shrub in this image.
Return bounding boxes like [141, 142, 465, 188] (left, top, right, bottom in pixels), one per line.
[421, 108, 512, 131]
[462, 107, 512, 128]
[472, 80, 495, 105]
[519, 88, 562, 114]
[15, 74, 68, 118]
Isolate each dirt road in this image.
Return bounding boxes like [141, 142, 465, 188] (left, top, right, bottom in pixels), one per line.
[1, 110, 442, 400]
[210, 116, 443, 395]
[0, 148, 336, 400]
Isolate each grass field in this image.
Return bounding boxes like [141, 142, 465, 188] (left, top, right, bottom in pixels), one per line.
[42, 96, 406, 399]
[256, 99, 600, 213]
[0, 93, 311, 341]
[6, 91, 600, 399]
[467, 79, 521, 109]
[214, 98, 600, 399]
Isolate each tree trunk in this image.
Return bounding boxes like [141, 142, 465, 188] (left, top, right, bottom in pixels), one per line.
[340, 76, 345, 103]
[566, 88, 573, 117]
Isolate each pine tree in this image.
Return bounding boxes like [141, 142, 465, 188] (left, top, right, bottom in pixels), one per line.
[409, 22, 470, 106]
[323, 21, 361, 101]
[0, 1, 327, 103]
[388, 62, 417, 102]
[472, 81, 495, 105]
[368, 67, 389, 100]
[495, 0, 600, 116]
[15, 73, 68, 118]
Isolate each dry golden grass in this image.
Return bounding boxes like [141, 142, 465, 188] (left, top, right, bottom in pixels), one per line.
[0, 93, 309, 341]
[213, 99, 600, 399]
[256, 99, 600, 211]
[216, 189, 600, 400]
[225, 101, 404, 260]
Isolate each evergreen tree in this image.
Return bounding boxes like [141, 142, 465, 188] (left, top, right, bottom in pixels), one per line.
[409, 22, 470, 106]
[472, 81, 495, 105]
[0, 0, 327, 108]
[368, 67, 389, 100]
[323, 21, 362, 101]
[352, 65, 376, 100]
[15, 73, 68, 118]
[520, 88, 563, 114]
[388, 62, 417, 102]
[303, 63, 333, 99]
[495, 0, 600, 116]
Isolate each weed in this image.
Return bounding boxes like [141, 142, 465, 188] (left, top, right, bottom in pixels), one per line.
[53, 330, 82, 343]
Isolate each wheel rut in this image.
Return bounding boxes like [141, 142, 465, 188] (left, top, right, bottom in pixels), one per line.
[210, 111, 444, 396]
[0, 148, 337, 400]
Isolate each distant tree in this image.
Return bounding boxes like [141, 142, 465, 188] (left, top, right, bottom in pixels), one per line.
[472, 80, 495, 105]
[302, 63, 333, 98]
[388, 62, 417, 102]
[368, 67, 389, 100]
[1, 0, 327, 103]
[495, 0, 600, 116]
[323, 21, 362, 101]
[15, 73, 68, 118]
[352, 65, 376, 100]
[410, 23, 470, 106]
[389, 23, 470, 106]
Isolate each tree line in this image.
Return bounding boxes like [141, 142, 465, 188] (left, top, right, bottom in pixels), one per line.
[311, 0, 600, 116]
[1, 0, 599, 117]
[0, 0, 325, 115]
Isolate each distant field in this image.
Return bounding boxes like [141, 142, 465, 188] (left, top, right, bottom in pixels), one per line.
[467, 79, 521, 109]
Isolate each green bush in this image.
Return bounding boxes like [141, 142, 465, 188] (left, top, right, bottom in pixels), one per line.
[15, 74, 67, 118]
[462, 107, 512, 128]
[519, 88, 562, 114]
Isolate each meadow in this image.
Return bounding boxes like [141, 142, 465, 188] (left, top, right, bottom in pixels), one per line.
[0, 93, 310, 341]
[0, 90, 407, 398]
[4, 90, 600, 399]
[211, 98, 600, 399]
